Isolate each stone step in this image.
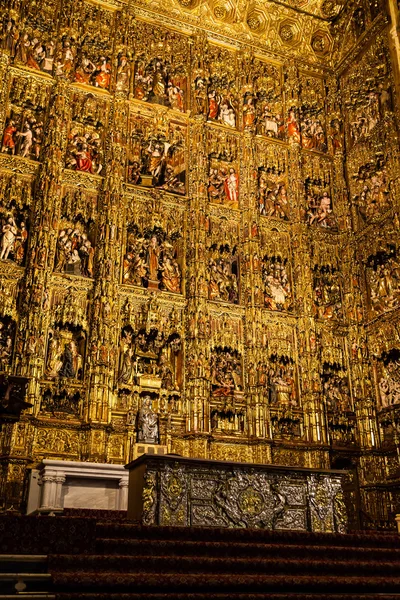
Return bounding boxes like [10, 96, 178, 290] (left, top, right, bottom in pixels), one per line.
[54, 595, 400, 600]
[95, 523, 400, 548]
[95, 536, 400, 560]
[51, 572, 400, 593]
[0, 556, 48, 574]
[0, 596, 55, 599]
[0, 573, 52, 595]
[48, 554, 400, 576]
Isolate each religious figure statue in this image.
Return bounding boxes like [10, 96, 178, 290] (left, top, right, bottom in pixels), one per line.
[116, 55, 131, 92]
[161, 255, 181, 293]
[146, 235, 160, 282]
[137, 396, 159, 444]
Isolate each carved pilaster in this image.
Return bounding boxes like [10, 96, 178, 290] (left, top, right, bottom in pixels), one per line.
[86, 97, 128, 425]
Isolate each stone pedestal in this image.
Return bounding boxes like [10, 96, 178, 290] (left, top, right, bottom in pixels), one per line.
[27, 459, 129, 514]
[132, 443, 168, 461]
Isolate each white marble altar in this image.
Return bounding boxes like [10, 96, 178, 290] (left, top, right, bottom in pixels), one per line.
[27, 459, 128, 514]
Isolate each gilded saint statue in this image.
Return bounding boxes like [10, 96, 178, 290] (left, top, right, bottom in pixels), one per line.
[137, 396, 159, 444]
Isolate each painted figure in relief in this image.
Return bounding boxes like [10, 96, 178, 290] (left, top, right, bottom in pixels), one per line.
[257, 104, 284, 139]
[134, 57, 186, 112]
[287, 108, 301, 143]
[118, 325, 181, 391]
[378, 350, 400, 408]
[322, 364, 351, 412]
[267, 355, 297, 406]
[55, 40, 75, 78]
[55, 1, 114, 89]
[243, 93, 256, 130]
[0, 317, 15, 371]
[353, 159, 392, 223]
[305, 189, 338, 230]
[137, 396, 159, 444]
[262, 257, 292, 312]
[208, 244, 239, 304]
[210, 347, 243, 396]
[4, 17, 56, 75]
[344, 47, 392, 150]
[194, 76, 208, 116]
[349, 83, 391, 146]
[258, 172, 289, 220]
[367, 246, 400, 314]
[300, 106, 326, 152]
[128, 127, 186, 195]
[329, 119, 343, 154]
[208, 164, 239, 209]
[242, 63, 285, 138]
[2, 116, 43, 160]
[66, 130, 103, 175]
[45, 328, 85, 380]
[207, 85, 236, 127]
[0, 210, 28, 265]
[313, 266, 342, 320]
[54, 223, 95, 278]
[123, 225, 182, 293]
[116, 54, 131, 92]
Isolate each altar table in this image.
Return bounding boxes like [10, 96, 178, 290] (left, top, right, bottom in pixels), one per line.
[125, 454, 348, 533]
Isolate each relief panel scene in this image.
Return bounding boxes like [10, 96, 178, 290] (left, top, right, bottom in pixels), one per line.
[127, 110, 186, 195]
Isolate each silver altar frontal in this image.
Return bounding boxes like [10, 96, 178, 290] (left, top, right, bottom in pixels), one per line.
[125, 455, 348, 533]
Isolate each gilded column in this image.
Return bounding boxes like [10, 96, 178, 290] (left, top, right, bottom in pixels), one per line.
[85, 96, 128, 433]
[185, 114, 211, 439]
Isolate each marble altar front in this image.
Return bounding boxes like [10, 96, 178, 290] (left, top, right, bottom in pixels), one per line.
[27, 459, 128, 514]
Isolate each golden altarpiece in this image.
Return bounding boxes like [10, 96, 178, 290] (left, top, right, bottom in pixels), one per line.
[1, 0, 400, 528]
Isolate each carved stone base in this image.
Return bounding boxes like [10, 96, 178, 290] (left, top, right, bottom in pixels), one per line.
[27, 459, 129, 514]
[131, 443, 168, 461]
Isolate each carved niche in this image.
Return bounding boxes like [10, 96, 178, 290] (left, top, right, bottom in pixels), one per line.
[365, 242, 400, 317]
[375, 348, 400, 410]
[54, 186, 97, 278]
[265, 325, 298, 407]
[1, 73, 50, 161]
[318, 328, 352, 415]
[65, 91, 108, 175]
[0, 316, 16, 372]
[123, 199, 184, 293]
[299, 73, 327, 153]
[321, 361, 352, 413]
[56, 1, 116, 90]
[210, 346, 245, 434]
[254, 228, 293, 312]
[348, 139, 395, 228]
[341, 37, 392, 151]
[207, 127, 239, 209]
[241, 56, 285, 138]
[40, 388, 82, 418]
[313, 263, 343, 321]
[45, 326, 86, 381]
[133, 22, 189, 112]
[0, 173, 31, 266]
[206, 216, 239, 304]
[127, 109, 186, 195]
[256, 141, 289, 220]
[44, 290, 88, 381]
[206, 45, 238, 128]
[117, 297, 182, 395]
[302, 154, 337, 230]
[2, 0, 58, 74]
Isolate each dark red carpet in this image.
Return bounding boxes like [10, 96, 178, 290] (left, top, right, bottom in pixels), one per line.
[1, 512, 400, 599]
